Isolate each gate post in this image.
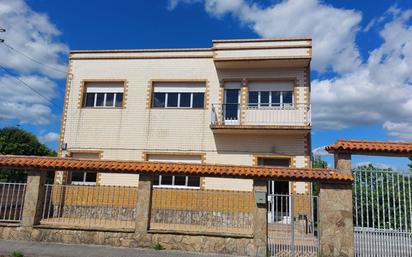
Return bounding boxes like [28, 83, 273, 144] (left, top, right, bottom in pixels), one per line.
[252, 178, 268, 257]
[21, 170, 47, 227]
[319, 182, 354, 257]
[135, 174, 153, 233]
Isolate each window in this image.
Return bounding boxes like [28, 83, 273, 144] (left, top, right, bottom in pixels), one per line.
[71, 172, 97, 185]
[154, 175, 200, 188]
[69, 152, 100, 185]
[147, 154, 202, 189]
[152, 82, 205, 109]
[83, 82, 124, 108]
[248, 91, 293, 108]
[257, 157, 290, 167]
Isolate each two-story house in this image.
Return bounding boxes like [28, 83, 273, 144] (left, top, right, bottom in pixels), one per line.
[57, 37, 312, 221]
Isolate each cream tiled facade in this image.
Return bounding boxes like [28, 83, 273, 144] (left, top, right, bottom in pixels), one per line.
[58, 38, 312, 192]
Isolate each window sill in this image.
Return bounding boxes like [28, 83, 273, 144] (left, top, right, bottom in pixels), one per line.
[153, 185, 200, 190]
[70, 182, 97, 186]
[150, 107, 205, 110]
[81, 107, 124, 109]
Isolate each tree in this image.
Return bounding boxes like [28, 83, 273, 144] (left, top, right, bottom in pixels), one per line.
[311, 155, 328, 168]
[0, 127, 57, 182]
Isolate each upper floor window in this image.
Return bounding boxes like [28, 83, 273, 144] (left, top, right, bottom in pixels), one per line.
[248, 91, 293, 108]
[152, 82, 205, 109]
[248, 81, 294, 108]
[83, 82, 124, 108]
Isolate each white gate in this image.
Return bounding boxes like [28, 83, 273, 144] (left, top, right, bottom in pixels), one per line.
[267, 193, 320, 257]
[353, 167, 412, 256]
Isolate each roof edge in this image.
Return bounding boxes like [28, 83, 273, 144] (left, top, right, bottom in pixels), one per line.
[70, 47, 212, 54]
[212, 37, 312, 43]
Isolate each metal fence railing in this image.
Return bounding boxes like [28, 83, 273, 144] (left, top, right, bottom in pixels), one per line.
[40, 184, 138, 230]
[150, 188, 254, 234]
[0, 182, 27, 223]
[353, 167, 412, 256]
[268, 193, 320, 257]
[211, 103, 311, 126]
[352, 165, 412, 256]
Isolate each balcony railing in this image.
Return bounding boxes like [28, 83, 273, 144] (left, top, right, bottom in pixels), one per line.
[211, 103, 311, 127]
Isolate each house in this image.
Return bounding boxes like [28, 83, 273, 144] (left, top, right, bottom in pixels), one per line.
[57, 37, 312, 222]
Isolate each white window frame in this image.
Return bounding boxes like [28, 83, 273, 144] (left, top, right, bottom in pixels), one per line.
[248, 90, 294, 109]
[152, 92, 204, 109]
[85, 92, 124, 108]
[71, 171, 97, 186]
[153, 175, 200, 189]
[83, 82, 124, 108]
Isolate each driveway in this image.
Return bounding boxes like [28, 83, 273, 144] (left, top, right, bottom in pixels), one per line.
[0, 240, 240, 257]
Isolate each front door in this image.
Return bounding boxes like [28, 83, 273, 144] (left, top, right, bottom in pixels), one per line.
[258, 158, 291, 223]
[224, 89, 240, 124]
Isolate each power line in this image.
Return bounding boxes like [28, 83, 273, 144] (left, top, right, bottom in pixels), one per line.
[0, 27, 4, 43]
[1, 42, 67, 74]
[0, 65, 63, 112]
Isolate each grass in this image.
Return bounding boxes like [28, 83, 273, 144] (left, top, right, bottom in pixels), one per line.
[153, 242, 164, 250]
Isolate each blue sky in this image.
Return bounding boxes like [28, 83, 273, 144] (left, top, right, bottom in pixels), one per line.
[0, 0, 411, 168]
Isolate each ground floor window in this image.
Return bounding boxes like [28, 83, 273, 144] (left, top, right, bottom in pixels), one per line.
[257, 157, 291, 167]
[70, 172, 97, 185]
[154, 175, 200, 188]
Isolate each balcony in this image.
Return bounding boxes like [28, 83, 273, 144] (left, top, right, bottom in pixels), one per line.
[210, 103, 311, 132]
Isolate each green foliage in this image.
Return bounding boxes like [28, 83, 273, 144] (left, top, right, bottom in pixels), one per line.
[10, 251, 24, 257]
[153, 242, 164, 250]
[0, 127, 57, 182]
[311, 155, 328, 169]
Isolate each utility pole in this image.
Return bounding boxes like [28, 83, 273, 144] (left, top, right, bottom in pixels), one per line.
[0, 27, 5, 42]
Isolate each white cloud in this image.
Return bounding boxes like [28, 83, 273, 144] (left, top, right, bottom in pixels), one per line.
[312, 146, 331, 157]
[38, 132, 59, 143]
[170, 1, 412, 140]
[313, 8, 412, 137]
[0, 0, 67, 125]
[0, 74, 58, 124]
[0, 0, 68, 79]
[171, 0, 362, 74]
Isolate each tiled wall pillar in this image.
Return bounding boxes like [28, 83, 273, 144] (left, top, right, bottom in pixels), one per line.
[251, 178, 267, 257]
[21, 170, 47, 227]
[135, 174, 153, 233]
[319, 181, 354, 257]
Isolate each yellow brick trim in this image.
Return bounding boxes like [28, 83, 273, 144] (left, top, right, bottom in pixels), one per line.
[146, 80, 153, 109]
[303, 132, 311, 168]
[204, 80, 210, 110]
[240, 79, 248, 125]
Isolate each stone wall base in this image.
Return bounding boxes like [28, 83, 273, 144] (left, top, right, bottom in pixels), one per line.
[0, 226, 258, 256]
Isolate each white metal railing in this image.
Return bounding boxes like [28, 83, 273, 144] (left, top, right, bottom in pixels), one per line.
[268, 194, 320, 257]
[353, 167, 412, 256]
[211, 103, 311, 126]
[0, 182, 26, 223]
[150, 188, 254, 234]
[41, 184, 138, 229]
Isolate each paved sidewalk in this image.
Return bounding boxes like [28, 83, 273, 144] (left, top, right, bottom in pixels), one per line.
[0, 240, 240, 257]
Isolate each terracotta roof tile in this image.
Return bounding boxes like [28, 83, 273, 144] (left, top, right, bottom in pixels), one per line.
[0, 155, 352, 182]
[325, 140, 412, 155]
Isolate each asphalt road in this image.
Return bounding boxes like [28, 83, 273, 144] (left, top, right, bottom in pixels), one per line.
[0, 240, 241, 257]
